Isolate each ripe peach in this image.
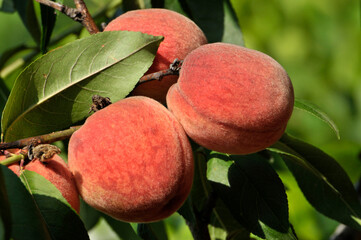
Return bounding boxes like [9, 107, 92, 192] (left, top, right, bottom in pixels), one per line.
[1, 151, 80, 213]
[68, 96, 194, 222]
[166, 43, 294, 155]
[104, 8, 207, 104]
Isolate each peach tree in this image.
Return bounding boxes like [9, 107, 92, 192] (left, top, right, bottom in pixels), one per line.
[0, 0, 360, 240]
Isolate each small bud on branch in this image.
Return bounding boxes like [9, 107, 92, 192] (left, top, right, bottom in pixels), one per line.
[89, 95, 112, 113]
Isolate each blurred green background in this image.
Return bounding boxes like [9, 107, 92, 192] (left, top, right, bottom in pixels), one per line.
[231, 0, 361, 239]
[0, 0, 360, 239]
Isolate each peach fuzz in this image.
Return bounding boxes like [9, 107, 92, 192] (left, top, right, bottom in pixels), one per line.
[104, 8, 207, 104]
[166, 43, 294, 155]
[67, 96, 194, 222]
[0, 151, 80, 213]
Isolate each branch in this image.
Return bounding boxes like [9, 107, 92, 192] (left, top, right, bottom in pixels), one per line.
[139, 59, 183, 84]
[35, 0, 99, 34]
[0, 126, 81, 150]
[73, 0, 99, 34]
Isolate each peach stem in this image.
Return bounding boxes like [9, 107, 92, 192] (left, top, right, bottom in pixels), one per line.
[0, 153, 25, 166]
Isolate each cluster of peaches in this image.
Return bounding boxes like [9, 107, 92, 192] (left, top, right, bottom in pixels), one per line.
[2, 9, 294, 223]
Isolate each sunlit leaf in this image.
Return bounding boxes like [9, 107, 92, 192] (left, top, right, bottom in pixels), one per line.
[294, 98, 340, 139]
[269, 134, 361, 230]
[20, 170, 89, 239]
[2, 31, 163, 141]
[221, 0, 244, 46]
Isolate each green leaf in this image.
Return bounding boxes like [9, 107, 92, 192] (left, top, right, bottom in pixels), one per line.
[103, 215, 142, 240]
[180, 0, 224, 42]
[40, 2, 57, 53]
[191, 150, 213, 212]
[221, 0, 244, 46]
[0, 78, 9, 133]
[0, 0, 14, 12]
[151, 0, 164, 8]
[137, 221, 168, 240]
[269, 134, 361, 230]
[209, 200, 250, 240]
[0, 165, 11, 240]
[2, 31, 163, 141]
[294, 98, 340, 139]
[20, 170, 89, 239]
[80, 199, 101, 231]
[179, 0, 244, 45]
[0, 45, 28, 70]
[164, 0, 185, 13]
[207, 152, 296, 240]
[123, 0, 146, 10]
[0, 165, 52, 240]
[178, 150, 212, 225]
[177, 197, 196, 226]
[13, 0, 41, 45]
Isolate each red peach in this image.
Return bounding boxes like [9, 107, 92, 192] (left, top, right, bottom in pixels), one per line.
[1, 151, 80, 213]
[104, 8, 207, 104]
[166, 43, 294, 154]
[68, 96, 194, 222]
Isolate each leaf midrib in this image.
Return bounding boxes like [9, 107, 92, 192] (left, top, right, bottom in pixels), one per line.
[5, 37, 161, 136]
[268, 142, 361, 219]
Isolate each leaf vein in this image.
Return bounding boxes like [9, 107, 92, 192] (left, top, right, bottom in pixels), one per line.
[69, 44, 92, 83]
[42, 62, 55, 98]
[4, 35, 162, 138]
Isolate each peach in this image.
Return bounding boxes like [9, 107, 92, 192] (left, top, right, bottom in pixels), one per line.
[166, 43, 294, 154]
[67, 96, 194, 222]
[104, 8, 207, 104]
[1, 151, 80, 213]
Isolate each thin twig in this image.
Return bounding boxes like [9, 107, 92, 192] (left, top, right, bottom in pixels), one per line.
[139, 59, 183, 84]
[35, 0, 99, 34]
[0, 125, 81, 150]
[1, 5, 112, 79]
[35, 0, 64, 12]
[74, 0, 99, 34]
[139, 69, 179, 83]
